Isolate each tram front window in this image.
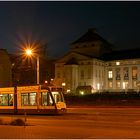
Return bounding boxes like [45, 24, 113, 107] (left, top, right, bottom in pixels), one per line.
[42, 92, 53, 106]
[52, 92, 64, 103]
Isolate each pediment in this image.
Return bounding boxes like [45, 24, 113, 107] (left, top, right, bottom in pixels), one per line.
[56, 52, 91, 63]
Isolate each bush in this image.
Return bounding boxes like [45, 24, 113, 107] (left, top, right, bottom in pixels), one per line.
[10, 118, 26, 126]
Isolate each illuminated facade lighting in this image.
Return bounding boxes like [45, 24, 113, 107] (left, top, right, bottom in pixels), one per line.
[116, 61, 120, 65]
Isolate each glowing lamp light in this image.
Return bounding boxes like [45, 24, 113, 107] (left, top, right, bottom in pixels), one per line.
[67, 89, 70, 93]
[80, 91, 84, 95]
[116, 61, 120, 65]
[62, 83, 66, 86]
[26, 49, 33, 56]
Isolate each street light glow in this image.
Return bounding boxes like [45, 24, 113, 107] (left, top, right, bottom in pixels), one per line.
[62, 82, 66, 86]
[26, 49, 33, 56]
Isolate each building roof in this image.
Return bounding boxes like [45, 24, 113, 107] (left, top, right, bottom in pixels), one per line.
[100, 48, 140, 61]
[71, 28, 112, 46]
[65, 57, 78, 65]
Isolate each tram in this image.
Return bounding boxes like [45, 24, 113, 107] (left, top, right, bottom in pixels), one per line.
[0, 85, 66, 115]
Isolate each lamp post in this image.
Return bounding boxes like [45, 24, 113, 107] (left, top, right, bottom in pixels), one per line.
[25, 49, 40, 84]
[36, 55, 39, 85]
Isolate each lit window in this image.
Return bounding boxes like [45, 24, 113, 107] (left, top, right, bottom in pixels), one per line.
[116, 62, 120, 65]
[123, 82, 129, 89]
[0, 94, 13, 106]
[108, 82, 112, 88]
[97, 83, 100, 90]
[21, 92, 36, 106]
[42, 92, 53, 106]
[132, 67, 137, 79]
[133, 81, 137, 88]
[116, 82, 121, 88]
[108, 70, 113, 78]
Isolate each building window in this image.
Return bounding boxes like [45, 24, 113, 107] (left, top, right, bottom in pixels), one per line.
[80, 70, 84, 79]
[133, 81, 137, 88]
[132, 67, 137, 80]
[116, 68, 120, 80]
[123, 67, 129, 80]
[116, 82, 121, 88]
[108, 81, 113, 88]
[87, 69, 91, 79]
[88, 62, 91, 65]
[123, 81, 129, 89]
[108, 70, 113, 79]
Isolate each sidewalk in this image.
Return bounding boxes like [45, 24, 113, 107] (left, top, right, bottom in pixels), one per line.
[0, 116, 51, 139]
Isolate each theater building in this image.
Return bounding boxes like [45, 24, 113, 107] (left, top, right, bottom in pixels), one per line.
[54, 29, 140, 94]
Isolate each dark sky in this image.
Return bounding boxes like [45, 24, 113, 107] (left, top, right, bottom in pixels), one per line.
[0, 1, 140, 58]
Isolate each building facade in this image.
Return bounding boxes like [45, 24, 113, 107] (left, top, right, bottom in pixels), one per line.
[54, 29, 140, 94]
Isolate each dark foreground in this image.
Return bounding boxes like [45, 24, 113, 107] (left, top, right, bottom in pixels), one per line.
[64, 93, 140, 107]
[0, 107, 140, 138]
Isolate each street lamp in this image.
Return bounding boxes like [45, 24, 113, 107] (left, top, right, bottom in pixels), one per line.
[25, 49, 40, 84]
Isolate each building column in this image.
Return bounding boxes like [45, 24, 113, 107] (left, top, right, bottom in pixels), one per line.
[120, 67, 124, 89]
[129, 66, 132, 89]
[113, 68, 116, 90]
[104, 67, 108, 90]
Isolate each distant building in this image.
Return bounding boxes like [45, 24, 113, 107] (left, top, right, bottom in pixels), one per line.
[10, 53, 55, 86]
[0, 49, 12, 87]
[54, 28, 140, 94]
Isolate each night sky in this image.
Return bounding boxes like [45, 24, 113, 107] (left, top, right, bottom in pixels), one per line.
[0, 1, 140, 58]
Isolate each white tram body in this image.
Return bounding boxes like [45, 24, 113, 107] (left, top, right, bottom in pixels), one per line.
[0, 85, 67, 115]
[0, 87, 15, 113]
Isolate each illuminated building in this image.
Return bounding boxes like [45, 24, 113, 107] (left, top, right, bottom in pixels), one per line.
[54, 28, 140, 94]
